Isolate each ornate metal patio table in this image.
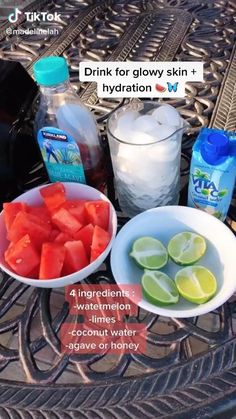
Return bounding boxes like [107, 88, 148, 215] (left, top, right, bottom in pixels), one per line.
[0, 1, 236, 418]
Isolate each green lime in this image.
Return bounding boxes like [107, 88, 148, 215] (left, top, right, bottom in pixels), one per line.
[167, 232, 206, 265]
[130, 237, 168, 270]
[175, 266, 217, 304]
[142, 270, 179, 305]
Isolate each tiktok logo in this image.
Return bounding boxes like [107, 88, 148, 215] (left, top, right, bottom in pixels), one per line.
[8, 8, 22, 23]
[7, 8, 61, 23]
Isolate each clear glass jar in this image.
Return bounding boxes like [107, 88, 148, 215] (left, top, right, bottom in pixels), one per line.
[107, 101, 186, 218]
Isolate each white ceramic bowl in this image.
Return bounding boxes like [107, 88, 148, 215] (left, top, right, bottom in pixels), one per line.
[0, 183, 117, 288]
[111, 206, 236, 318]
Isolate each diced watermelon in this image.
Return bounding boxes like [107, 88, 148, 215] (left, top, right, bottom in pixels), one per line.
[27, 205, 51, 225]
[3, 183, 113, 279]
[49, 229, 61, 241]
[5, 234, 40, 276]
[26, 265, 40, 279]
[55, 232, 73, 244]
[90, 225, 111, 262]
[39, 242, 66, 279]
[40, 182, 66, 212]
[60, 200, 86, 225]
[73, 223, 94, 257]
[8, 211, 51, 248]
[51, 207, 83, 235]
[85, 200, 110, 230]
[3, 202, 28, 232]
[63, 240, 88, 275]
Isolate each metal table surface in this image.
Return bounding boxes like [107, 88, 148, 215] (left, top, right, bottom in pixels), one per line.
[0, 1, 236, 418]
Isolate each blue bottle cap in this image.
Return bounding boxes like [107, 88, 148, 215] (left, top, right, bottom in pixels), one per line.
[201, 132, 229, 165]
[33, 56, 69, 87]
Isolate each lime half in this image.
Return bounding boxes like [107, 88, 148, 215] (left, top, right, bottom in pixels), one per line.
[130, 237, 168, 270]
[142, 270, 179, 305]
[168, 232, 206, 265]
[175, 266, 217, 304]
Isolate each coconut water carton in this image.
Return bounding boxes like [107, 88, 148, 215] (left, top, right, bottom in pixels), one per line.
[188, 128, 236, 221]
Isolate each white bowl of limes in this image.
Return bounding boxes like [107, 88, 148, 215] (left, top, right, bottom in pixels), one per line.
[110, 206, 236, 318]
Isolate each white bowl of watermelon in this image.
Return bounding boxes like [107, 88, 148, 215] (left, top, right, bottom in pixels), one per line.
[0, 182, 117, 288]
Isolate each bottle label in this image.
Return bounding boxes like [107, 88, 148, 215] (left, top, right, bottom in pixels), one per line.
[37, 127, 86, 184]
[188, 166, 232, 221]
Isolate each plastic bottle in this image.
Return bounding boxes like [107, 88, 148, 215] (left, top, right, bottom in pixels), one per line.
[187, 128, 236, 221]
[33, 56, 106, 190]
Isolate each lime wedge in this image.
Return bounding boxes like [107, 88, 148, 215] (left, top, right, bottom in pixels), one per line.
[130, 237, 168, 270]
[175, 266, 217, 304]
[168, 232, 206, 265]
[142, 270, 179, 305]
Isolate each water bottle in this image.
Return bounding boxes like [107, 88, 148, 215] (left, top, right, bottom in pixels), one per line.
[33, 56, 106, 190]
